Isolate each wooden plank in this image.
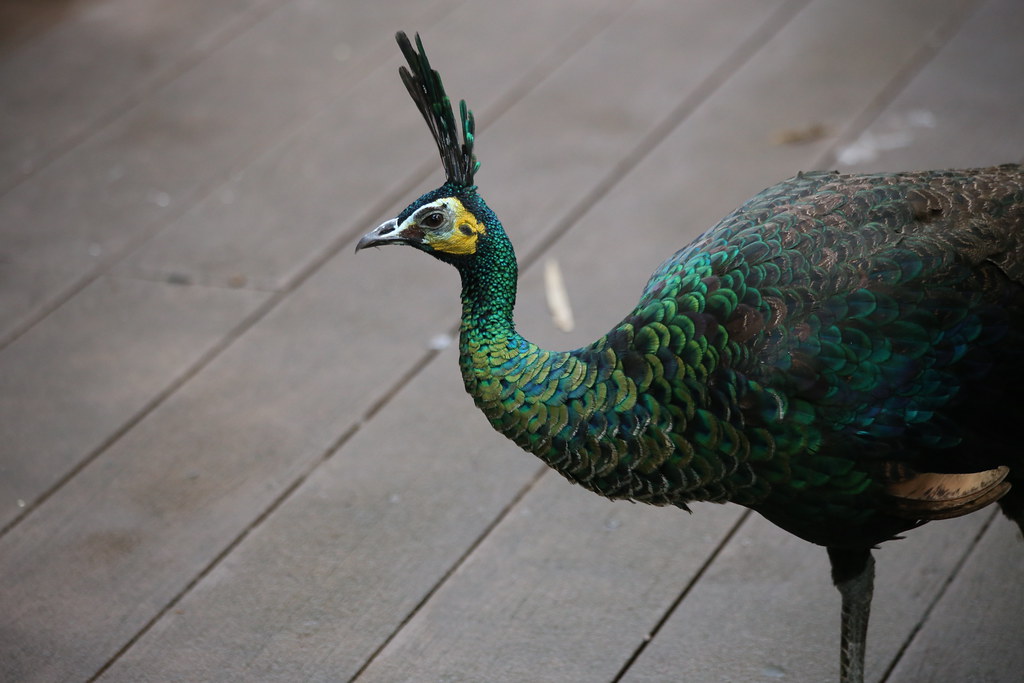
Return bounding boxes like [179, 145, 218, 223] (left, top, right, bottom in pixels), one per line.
[830, 0, 1024, 172]
[94, 350, 543, 683]
[620, 513, 996, 682]
[887, 518, 1024, 683]
[0, 0, 457, 345]
[0, 276, 269, 529]
[0, 1, 636, 680]
[86, 0, 796, 679]
[0, 0, 282, 193]
[0, 254, 431, 682]
[357, 481, 744, 683]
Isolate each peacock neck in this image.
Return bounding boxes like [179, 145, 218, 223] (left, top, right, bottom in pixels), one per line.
[454, 222, 557, 417]
[454, 221, 595, 476]
[452, 217, 767, 510]
[456, 235, 520, 345]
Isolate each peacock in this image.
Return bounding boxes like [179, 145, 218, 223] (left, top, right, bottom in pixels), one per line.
[356, 32, 1024, 683]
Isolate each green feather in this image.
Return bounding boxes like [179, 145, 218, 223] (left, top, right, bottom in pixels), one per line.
[366, 33, 1024, 555]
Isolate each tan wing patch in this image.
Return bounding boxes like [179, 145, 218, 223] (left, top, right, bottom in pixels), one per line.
[883, 464, 1010, 520]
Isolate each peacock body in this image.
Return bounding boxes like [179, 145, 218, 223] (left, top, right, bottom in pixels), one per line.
[417, 166, 1024, 552]
[357, 32, 1024, 683]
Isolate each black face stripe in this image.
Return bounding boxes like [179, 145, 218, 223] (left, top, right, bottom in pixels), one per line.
[459, 223, 474, 236]
[402, 225, 425, 241]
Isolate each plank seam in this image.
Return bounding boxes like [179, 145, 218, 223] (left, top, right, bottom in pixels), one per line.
[0, 0, 615, 539]
[819, 0, 985, 170]
[16, 4, 635, 678]
[348, 464, 552, 683]
[85, 419, 364, 683]
[0, 282, 285, 538]
[601, 3, 990, 678]
[878, 508, 998, 683]
[0, 0, 469, 352]
[610, 510, 753, 682]
[515, 0, 813, 270]
[0, 0, 296, 199]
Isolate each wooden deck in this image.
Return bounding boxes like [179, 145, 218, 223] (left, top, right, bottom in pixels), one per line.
[2, 1, 1023, 681]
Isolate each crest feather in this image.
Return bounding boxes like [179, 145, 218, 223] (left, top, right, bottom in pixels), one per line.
[396, 31, 479, 187]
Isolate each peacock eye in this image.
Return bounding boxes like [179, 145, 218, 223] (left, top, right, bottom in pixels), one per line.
[421, 211, 445, 228]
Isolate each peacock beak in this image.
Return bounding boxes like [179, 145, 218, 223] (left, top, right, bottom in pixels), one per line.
[355, 218, 404, 251]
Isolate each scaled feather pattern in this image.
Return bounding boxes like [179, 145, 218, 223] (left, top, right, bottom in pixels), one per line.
[459, 167, 1024, 548]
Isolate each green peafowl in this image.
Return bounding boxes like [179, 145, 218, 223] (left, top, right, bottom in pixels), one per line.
[357, 32, 1024, 683]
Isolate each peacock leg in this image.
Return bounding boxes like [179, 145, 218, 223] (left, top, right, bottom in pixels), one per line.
[826, 547, 875, 683]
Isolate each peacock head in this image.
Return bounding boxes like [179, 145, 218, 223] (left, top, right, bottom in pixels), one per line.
[356, 32, 499, 267]
[356, 184, 494, 264]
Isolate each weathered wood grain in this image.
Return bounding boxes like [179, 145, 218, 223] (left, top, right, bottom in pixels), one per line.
[829, 0, 1024, 171]
[88, 1, 794, 680]
[887, 517, 1024, 683]
[0, 0, 282, 193]
[94, 349, 543, 683]
[620, 512, 999, 682]
[0, 0, 457, 345]
[0, 2, 641, 680]
[0, 276, 268, 529]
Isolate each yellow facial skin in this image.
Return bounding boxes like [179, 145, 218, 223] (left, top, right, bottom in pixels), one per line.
[420, 197, 486, 255]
